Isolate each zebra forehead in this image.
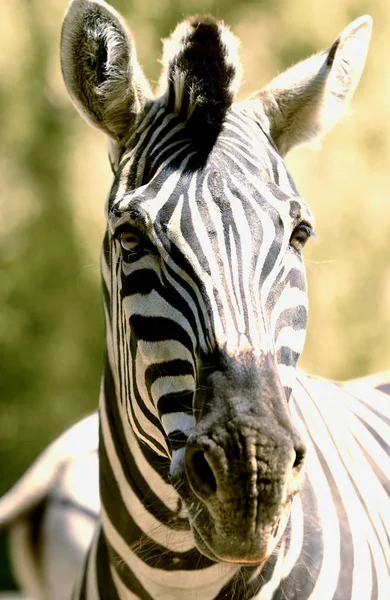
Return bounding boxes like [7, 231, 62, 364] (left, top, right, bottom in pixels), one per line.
[111, 107, 312, 222]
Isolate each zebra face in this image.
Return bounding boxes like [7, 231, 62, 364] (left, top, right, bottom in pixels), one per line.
[61, 0, 371, 565]
[104, 105, 310, 562]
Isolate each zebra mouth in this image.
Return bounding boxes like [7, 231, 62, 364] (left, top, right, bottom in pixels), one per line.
[191, 518, 274, 565]
[184, 485, 296, 565]
[186, 497, 288, 565]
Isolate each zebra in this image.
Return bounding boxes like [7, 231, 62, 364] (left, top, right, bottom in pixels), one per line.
[0, 0, 389, 598]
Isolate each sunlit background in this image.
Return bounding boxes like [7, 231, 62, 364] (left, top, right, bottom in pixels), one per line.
[1, 0, 389, 591]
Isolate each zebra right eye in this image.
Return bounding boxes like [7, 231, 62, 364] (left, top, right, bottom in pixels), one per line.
[119, 230, 142, 252]
[290, 223, 314, 253]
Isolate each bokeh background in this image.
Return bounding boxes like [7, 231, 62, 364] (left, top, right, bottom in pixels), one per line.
[1, 0, 389, 591]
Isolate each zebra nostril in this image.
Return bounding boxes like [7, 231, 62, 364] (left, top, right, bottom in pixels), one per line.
[293, 445, 306, 470]
[186, 448, 217, 498]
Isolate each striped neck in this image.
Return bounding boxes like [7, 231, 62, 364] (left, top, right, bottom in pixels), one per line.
[96, 364, 246, 599]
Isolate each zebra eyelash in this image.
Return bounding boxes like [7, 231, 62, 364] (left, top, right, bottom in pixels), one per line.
[296, 223, 316, 239]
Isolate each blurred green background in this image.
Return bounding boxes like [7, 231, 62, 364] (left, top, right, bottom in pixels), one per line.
[1, 0, 389, 591]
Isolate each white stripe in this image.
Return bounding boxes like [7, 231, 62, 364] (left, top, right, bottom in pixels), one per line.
[202, 173, 245, 333]
[275, 327, 306, 354]
[282, 494, 304, 578]
[222, 180, 262, 350]
[277, 363, 297, 391]
[150, 374, 195, 406]
[161, 413, 196, 436]
[140, 154, 195, 220]
[290, 391, 341, 600]
[229, 224, 246, 330]
[187, 174, 238, 349]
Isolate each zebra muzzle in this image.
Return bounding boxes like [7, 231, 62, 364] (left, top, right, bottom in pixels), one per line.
[182, 427, 305, 562]
[177, 357, 307, 562]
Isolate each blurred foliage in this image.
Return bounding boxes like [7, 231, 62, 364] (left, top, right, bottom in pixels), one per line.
[0, 0, 389, 589]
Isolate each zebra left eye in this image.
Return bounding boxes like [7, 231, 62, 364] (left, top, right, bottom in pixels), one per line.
[290, 223, 314, 253]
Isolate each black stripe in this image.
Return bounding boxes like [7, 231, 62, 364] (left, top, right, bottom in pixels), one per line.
[274, 306, 308, 339]
[158, 391, 193, 417]
[369, 541, 379, 600]
[259, 232, 284, 288]
[282, 267, 306, 291]
[130, 315, 194, 348]
[340, 384, 390, 426]
[147, 138, 192, 182]
[120, 268, 160, 297]
[166, 429, 189, 451]
[76, 544, 90, 600]
[146, 359, 194, 387]
[179, 186, 211, 276]
[96, 530, 121, 600]
[276, 346, 300, 367]
[356, 415, 390, 455]
[376, 382, 390, 396]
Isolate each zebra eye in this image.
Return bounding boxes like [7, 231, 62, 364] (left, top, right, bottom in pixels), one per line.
[290, 223, 313, 253]
[118, 229, 142, 253]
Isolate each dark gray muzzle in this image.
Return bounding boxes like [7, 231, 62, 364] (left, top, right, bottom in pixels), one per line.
[175, 353, 306, 563]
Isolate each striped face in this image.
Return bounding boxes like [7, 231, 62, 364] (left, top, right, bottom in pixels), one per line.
[105, 104, 313, 457]
[106, 106, 313, 452]
[101, 102, 310, 562]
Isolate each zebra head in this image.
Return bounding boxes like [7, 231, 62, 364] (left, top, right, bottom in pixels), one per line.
[61, 0, 371, 565]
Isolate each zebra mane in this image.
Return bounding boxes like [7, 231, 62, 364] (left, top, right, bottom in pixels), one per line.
[159, 17, 242, 140]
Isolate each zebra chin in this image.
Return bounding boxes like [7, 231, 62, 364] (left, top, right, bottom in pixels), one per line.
[170, 452, 299, 564]
[189, 504, 292, 564]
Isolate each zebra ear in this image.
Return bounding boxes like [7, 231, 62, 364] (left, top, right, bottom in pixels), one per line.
[159, 17, 242, 138]
[252, 15, 372, 156]
[60, 0, 152, 140]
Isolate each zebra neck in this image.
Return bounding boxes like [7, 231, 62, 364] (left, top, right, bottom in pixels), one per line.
[95, 363, 300, 599]
[97, 369, 243, 598]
